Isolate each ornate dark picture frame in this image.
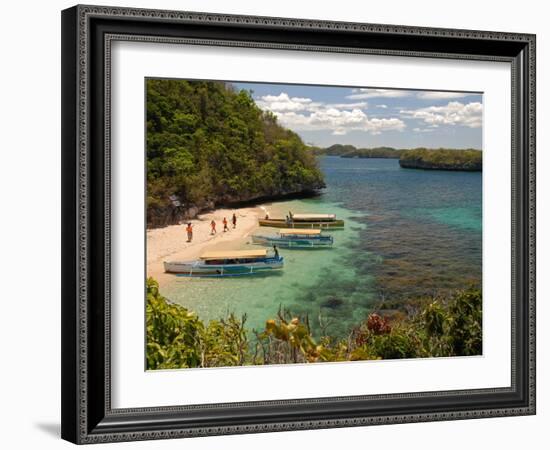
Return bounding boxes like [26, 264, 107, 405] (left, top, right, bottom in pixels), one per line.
[61, 4, 536, 444]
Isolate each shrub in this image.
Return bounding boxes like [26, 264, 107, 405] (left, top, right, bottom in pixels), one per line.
[146, 277, 482, 369]
[146, 278, 249, 369]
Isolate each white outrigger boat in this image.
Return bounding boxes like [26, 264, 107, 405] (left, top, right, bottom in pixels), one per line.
[259, 213, 345, 229]
[163, 249, 284, 277]
[252, 228, 333, 249]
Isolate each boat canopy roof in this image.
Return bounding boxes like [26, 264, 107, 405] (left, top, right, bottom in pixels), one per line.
[200, 249, 267, 260]
[279, 229, 322, 235]
[292, 213, 336, 221]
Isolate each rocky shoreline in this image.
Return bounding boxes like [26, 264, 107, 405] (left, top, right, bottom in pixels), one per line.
[147, 185, 324, 229]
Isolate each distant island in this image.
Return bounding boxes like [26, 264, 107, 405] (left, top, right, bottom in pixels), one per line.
[399, 148, 482, 171]
[314, 144, 401, 159]
[314, 144, 482, 172]
[147, 80, 325, 228]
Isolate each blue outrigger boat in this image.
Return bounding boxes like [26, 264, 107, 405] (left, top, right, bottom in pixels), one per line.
[163, 249, 283, 277]
[252, 228, 333, 249]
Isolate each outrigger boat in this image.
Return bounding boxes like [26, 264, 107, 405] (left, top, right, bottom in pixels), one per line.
[259, 213, 344, 229]
[163, 249, 283, 277]
[252, 228, 333, 249]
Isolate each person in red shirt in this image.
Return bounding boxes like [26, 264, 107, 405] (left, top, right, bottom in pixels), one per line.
[223, 217, 229, 232]
[185, 223, 193, 242]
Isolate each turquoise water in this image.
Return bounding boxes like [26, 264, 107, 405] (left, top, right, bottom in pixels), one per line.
[162, 157, 481, 338]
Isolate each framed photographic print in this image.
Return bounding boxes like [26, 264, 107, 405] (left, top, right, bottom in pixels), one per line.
[61, 4, 536, 444]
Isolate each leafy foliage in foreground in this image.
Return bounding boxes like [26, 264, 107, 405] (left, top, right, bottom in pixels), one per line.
[146, 79, 324, 227]
[146, 278, 248, 369]
[146, 278, 482, 370]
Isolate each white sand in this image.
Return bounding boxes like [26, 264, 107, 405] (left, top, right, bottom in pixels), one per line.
[146, 206, 265, 284]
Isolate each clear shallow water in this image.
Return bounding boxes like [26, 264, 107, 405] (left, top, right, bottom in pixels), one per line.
[162, 157, 481, 338]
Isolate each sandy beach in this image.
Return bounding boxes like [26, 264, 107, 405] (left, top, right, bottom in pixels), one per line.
[146, 206, 266, 284]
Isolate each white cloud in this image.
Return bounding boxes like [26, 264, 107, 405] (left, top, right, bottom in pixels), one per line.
[254, 91, 404, 136]
[416, 91, 477, 100]
[376, 104, 388, 108]
[400, 101, 483, 128]
[346, 89, 412, 100]
[274, 108, 405, 136]
[255, 93, 321, 112]
[413, 127, 434, 133]
[256, 93, 369, 114]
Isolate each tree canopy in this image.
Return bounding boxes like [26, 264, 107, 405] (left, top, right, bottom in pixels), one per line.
[146, 79, 324, 226]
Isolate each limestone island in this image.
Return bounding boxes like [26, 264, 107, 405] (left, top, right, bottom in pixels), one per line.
[399, 148, 482, 171]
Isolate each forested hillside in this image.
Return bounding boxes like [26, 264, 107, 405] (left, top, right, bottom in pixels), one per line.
[146, 79, 325, 227]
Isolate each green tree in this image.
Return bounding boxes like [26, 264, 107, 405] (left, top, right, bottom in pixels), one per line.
[146, 80, 325, 227]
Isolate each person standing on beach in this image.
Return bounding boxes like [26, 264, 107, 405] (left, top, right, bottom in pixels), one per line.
[185, 223, 193, 242]
[232, 213, 237, 229]
[223, 217, 229, 232]
[210, 220, 217, 235]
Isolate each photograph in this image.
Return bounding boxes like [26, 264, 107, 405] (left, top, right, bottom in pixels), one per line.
[145, 79, 483, 370]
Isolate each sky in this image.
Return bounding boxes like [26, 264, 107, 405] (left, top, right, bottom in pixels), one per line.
[233, 82, 483, 149]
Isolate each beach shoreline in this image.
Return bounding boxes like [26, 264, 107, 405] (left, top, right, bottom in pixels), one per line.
[146, 205, 267, 285]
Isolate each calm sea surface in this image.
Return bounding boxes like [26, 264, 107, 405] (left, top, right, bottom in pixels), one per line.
[162, 156, 482, 338]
